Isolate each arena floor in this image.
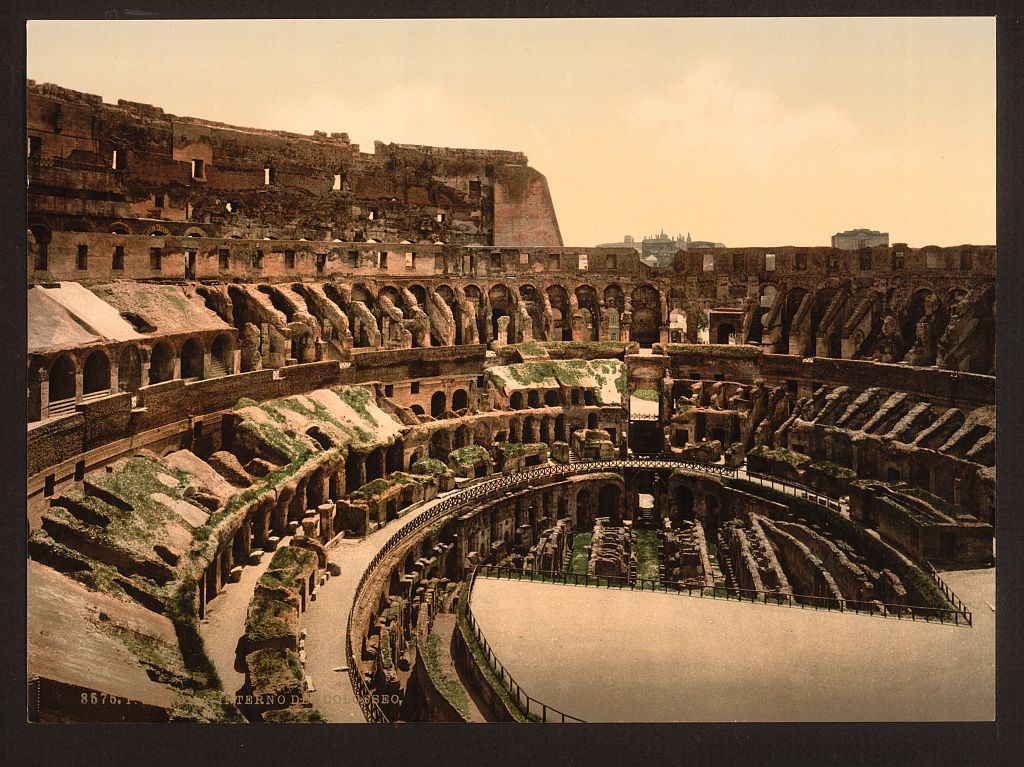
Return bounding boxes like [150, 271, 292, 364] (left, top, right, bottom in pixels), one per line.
[469, 569, 995, 722]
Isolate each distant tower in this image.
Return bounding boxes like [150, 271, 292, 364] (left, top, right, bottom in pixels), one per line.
[686, 232, 692, 244]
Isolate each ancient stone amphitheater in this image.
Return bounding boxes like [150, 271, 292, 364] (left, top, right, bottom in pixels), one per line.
[26, 81, 995, 722]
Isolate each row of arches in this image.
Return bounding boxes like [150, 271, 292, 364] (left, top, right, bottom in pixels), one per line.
[34, 332, 236, 416]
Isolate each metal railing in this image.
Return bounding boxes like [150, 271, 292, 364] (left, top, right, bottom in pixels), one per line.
[461, 568, 584, 722]
[475, 565, 971, 626]
[344, 456, 972, 721]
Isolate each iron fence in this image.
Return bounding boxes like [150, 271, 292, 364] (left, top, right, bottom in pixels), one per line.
[344, 456, 972, 722]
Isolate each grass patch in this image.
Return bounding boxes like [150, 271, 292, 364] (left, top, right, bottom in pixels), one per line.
[634, 530, 661, 585]
[419, 632, 471, 720]
[569, 533, 592, 576]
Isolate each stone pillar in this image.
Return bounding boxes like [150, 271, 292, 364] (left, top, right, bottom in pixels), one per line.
[202, 351, 212, 379]
[232, 348, 241, 375]
[38, 368, 49, 421]
[172, 354, 182, 381]
[318, 502, 335, 541]
[140, 348, 151, 389]
[74, 369, 84, 403]
[108, 361, 119, 394]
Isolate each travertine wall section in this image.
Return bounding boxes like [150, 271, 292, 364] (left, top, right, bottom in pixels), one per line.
[26, 81, 561, 248]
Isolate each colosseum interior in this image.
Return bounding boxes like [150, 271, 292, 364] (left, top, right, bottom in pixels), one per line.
[25, 80, 995, 723]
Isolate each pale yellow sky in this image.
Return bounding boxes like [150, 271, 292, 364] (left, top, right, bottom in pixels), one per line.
[27, 18, 995, 247]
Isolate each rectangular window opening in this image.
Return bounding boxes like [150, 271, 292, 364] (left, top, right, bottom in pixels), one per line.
[191, 159, 204, 179]
[112, 245, 125, 270]
[77, 244, 88, 271]
[332, 173, 342, 191]
[218, 248, 230, 269]
[285, 250, 295, 269]
[150, 247, 162, 270]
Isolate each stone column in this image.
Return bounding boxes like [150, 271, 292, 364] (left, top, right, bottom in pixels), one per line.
[37, 367, 49, 421]
[74, 369, 84, 403]
[140, 348, 151, 389]
[203, 351, 212, 379]
[172, 354, 181, 381]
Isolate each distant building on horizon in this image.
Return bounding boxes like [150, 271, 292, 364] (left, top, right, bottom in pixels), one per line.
[597, 230, 724, 267]
[832, 228, 889, 250]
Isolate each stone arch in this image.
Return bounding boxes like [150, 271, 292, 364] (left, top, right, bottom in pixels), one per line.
[108, 221, 132, 235]
[48, 355, 76, 402]
[599, 483, 621, 524]
[430, 390, 447, 418]
[576, 488, 592, 530]
[716, 323, 736, 344]
[386, 441, 404, 474]
[451, 388, 469, 411]
[544, 390, 559, 406]
[488, 283, 513, 341]
[575, 285, 599, 341]
[523, 416, 538, 443]
[28, 224, 51, 271]
[546, 284, 571, 340]
[675, 486, 695, 523]
[149, 341, 175, 384]
[82, 349, 111, 395]
[180, 338, 204, 380]
[145, 225, 171, 237]
[630, 284, 662, 346]
[509, 391, 524, 410]
[210, 333, 234, 376]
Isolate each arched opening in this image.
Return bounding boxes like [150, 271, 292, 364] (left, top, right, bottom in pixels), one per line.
[587, 412, 599, 429]
[669, 309, 688, 343]
[523, 416, 538, 443]
[599, 484, 621, 524]
[716, 323, 736, 345]
[674, 486, 695, 523]
[410, 404, 425, 416]
[29, 225, 51, 271]
[408, 451, 421, 472]
[386, 441, 404, 475]
[48, 356, 76, 402]
[509, 391, 523, 410]
[180, 339, 204, 380]
[365, 447, 385, 482]
[575, 286, 599, 341]
[630, 285, 662, 346]
[430, 430, 449, 460]
[210, 334, 233, 376]
[430, 390, 447, 418]
[488, 284, 512, 341]
[149, 342, 174, 384]
[576, 488, 592, 530]
[547, 285, 571, 341]
[345, 451, 362, 494]
[451, 388, 468, 411]
[118, 345, 143, 394]
[555, 414, 567, 441]
[82, 350, 110, 395]
[544, 390, 559, 406]
[527, 390, 541, 408]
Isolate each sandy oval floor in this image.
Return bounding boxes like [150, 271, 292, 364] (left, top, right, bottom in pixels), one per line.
[469, 569, 994, 722]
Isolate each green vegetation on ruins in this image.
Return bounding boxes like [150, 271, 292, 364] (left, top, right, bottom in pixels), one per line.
[419, 632, 471, 720]
[569, 533, 592, 575]
[448, 444, 491, 469]
[486, 358, 627, 404]
[632, 388, 660, 402]
[633, 530, 661, 585]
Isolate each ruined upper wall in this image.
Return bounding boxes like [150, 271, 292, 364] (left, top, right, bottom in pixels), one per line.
[25, 81, 563, 248]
